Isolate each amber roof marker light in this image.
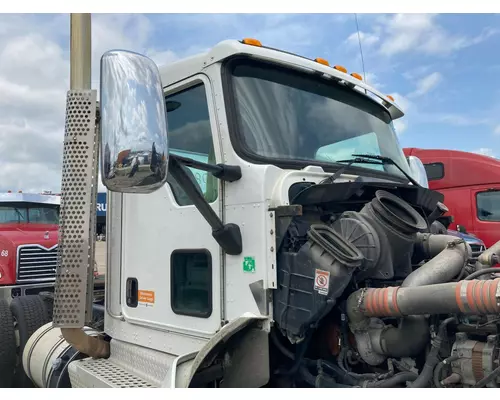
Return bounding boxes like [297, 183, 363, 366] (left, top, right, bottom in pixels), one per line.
[350, 72, 363, 81]
[314, 57, 330, 66]
[241, 38, 262, 47]
[333, 65, 348, 73]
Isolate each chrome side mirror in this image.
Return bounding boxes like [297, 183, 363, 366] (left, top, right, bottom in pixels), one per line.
[407, 155, 429, 188]
[100, 50, 169, 193]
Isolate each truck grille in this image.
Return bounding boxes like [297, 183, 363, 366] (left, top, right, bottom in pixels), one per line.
[470, 244, 485, 262]
[17, 245, 58, 282]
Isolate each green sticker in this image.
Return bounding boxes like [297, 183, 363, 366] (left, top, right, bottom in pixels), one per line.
[243, 256, 256, 273]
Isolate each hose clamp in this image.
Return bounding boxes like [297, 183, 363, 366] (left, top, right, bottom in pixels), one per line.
[495, 279, 500, 307]
[357, 288, 367, 310]
[491, 253, 499, 267]
[447, 238, 465, 249]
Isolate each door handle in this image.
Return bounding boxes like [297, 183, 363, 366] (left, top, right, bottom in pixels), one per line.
[126, 277, 138, 308]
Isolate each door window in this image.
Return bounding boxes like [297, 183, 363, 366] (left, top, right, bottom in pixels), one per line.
[476, 190, 500, 221]
[165, 83, 218, 206]
[171, 249, 212, 318]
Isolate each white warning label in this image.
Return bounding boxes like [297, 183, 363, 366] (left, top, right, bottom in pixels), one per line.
[314, 269, 330, 296]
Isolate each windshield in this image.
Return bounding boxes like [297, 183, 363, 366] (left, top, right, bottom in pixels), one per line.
[226, 59, 411, 180]
[0, 203, 59, 224]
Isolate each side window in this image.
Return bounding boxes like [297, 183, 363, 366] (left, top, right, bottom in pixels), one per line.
[476, 191, 500, 222]
[424, 162, 444, 181]
[171, 250, 212, 318]
[166, 82, 218, 206]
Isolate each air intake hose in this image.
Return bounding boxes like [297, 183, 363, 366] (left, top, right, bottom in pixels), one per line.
[335, 190, 428, 281]
[404, 234, 471, 287]
[305, 224, 365, 308]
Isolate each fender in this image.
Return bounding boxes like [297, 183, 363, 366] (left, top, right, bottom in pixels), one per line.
[164, 312, 269, 388]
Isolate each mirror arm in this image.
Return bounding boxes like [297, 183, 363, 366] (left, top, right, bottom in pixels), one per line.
[170, 154, 242, 182]
[168, 156, 243, 256]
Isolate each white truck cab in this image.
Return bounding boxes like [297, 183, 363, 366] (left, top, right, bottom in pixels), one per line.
[27, 35, 493, 389]
[104, 38, 411, 368]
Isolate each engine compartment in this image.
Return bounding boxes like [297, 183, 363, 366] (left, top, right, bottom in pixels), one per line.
[271, 181, 500, 388]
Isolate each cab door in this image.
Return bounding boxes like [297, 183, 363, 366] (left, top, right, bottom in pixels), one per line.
[120, 74, 224, 337]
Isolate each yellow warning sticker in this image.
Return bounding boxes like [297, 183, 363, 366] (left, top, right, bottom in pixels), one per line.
[138, 290, 155, 306]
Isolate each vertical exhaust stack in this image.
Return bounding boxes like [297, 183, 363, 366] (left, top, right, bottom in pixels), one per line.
[53, 13, 109, 358]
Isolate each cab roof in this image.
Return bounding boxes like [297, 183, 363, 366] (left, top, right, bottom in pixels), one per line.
[158, 39, 404, 120]
[0, 193, 60, 206]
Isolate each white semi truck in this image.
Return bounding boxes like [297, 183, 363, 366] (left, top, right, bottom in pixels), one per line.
[17, 14, 500, 388]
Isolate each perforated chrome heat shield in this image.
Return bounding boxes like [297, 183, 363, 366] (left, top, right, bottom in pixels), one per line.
[53, 90, 99, 328]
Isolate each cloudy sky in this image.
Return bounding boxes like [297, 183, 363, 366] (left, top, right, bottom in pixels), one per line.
[0, 13, 499, 193]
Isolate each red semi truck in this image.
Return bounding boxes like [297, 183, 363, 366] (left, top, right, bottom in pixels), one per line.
[0, 191, 105, 388]
[403, 148, 500, 248]
[0, 192, 61, 302]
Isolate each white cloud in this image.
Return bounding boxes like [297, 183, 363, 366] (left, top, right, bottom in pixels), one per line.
[0, 13, 326, 193]
[494, 125, 500, 135]
[402, 65, 432, 80]
[0, 13, 177, 193]
[393, 119, 407, 136]
[363, 72, 384, 90]
[430, 114, 490, 127]
[375, 14, 498, 57]
[341, 15, 498, 138]
[345, 31, 380, 47]
[388, 92, 414, 135]
[389, 92, 412, 114]
[408, 72, 443, 98]
[147, 49, 179, 66]
[472, 148, 497, 158]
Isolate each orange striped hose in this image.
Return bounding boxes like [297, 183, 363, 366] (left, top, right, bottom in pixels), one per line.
[360, 279, 500, 317]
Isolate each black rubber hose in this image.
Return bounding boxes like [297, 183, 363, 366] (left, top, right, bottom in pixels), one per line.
[454, 265, 467, 282]
[315, 374, 356, 388]
[270, 330, 294, 360]
[299, 366, 355, 388]
[281, 333, 313, 377]
[465, 268, 500, 280]
[317, 359, 369, 385]
[363, 372, 418, 388]
[369, 190, 428, 235]
[474, 365, 500, 388]
[377, 315, 430, 358]
[433, 355, 459, 388]
[299, 366, 319, 387]
[271, 330, 369, 386]
[408, 317, 457, 388]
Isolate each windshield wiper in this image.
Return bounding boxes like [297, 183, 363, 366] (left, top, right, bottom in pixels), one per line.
[13, 208, 25, 223]
[323, 157, 382, 184]
[351, 153, 420, 186]
[323, 154, 420, 186]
